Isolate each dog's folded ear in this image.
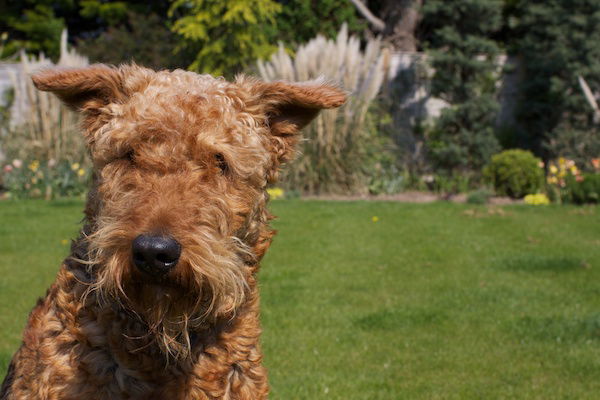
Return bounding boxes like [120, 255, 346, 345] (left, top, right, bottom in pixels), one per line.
[258, 80, 346, 135]
[31, 64, 127, 112]
[245, 79, 346, 168]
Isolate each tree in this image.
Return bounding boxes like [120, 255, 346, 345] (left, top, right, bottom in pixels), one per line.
[0, 1, 175, 62]
[169, 0, 281, 76]
[76, 11, 189, 70]
[350, 0, 422, 51]
[504, 0, 600, 162]
[272, 0, 364, 47]
[421, 0, 503, 174]
[1, 1, 75, 59]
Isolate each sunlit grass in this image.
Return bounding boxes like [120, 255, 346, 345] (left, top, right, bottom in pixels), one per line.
[1, 200, 599, 399]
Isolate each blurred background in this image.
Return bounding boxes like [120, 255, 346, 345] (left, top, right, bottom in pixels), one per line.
[1, 1, 600, 399]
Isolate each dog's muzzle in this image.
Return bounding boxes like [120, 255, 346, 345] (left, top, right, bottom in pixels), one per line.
[132, 234, 181, 277]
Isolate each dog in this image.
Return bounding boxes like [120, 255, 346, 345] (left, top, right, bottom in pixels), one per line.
[0, 64, 345, 399]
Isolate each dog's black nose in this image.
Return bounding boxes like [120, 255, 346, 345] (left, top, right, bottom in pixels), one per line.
[132, 234, 181, 276]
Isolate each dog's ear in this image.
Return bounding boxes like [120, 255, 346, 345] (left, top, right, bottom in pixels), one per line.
[31, 64, 127, 112]
[261, 81, 346, 164]
[243, 78, 346, 166]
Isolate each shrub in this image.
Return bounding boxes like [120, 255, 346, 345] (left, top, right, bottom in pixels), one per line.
[467, 188, 494, 205]
[524, 193, 550, 205]
[563, 173, 600, 204]
[484, 149, 544, 198]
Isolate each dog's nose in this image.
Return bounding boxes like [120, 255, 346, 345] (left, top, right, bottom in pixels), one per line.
[132, 234, 181, 276]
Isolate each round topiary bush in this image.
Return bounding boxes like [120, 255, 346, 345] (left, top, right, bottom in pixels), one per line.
[484, 149, 544, 198]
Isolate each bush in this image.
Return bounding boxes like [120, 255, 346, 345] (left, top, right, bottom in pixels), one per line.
[563, 173, 600, 204]
[524, 193, 550, 205]
[484, 149, 544, 198]
[467, 188, 494, 205]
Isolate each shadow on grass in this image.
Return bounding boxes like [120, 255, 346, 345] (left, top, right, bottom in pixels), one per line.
[354, 308, 447, 331]
[494, 254, 587, 272]
[512, 313, 600, 343]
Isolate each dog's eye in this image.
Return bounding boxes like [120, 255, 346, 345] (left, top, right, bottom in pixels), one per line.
[215, 153, 228, 174]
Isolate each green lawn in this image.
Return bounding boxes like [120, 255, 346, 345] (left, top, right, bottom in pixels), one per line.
[1, 200, 599, 399]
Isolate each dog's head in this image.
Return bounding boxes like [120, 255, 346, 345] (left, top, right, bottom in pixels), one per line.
[33, 64, 345, 358]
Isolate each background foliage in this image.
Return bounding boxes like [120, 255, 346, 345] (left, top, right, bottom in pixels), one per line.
[169, 0, 281, 75]
[2, 0, 600, 198]
[420, 0, 503, 175]
[503, 0, 600, 161]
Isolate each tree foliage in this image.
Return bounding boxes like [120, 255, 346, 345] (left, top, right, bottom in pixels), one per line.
[273, 0, 364, 46]
[504, 0, 600, 161]
[0, 1, 174, 62]
[169, 0, 281, 76]
[1, 1, 74, 59]
[421, 0, 503, 174]
[77, 11, 188, 70]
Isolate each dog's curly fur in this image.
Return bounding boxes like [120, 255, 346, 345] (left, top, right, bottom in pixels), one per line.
[0, 64, 345, 399]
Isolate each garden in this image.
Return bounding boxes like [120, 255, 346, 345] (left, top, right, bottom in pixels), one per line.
[1, 1, 600, 398]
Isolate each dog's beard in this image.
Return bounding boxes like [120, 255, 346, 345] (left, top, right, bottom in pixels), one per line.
[81, 225, 251, 361]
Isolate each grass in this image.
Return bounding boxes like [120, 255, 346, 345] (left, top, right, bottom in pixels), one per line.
[1, 199, 600, 399]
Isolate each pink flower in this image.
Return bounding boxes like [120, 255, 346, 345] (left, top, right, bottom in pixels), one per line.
[12, 159, 22, 168]
[592, 158, 600, 170]
[3, 164, 13, 173]
[576, 175, 584, 182]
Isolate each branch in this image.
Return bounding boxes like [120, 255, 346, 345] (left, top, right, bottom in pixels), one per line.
[350, 0, 386, 32]
[578, 75, 600, 123]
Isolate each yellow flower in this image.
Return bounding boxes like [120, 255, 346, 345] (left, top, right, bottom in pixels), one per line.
[569, 166, 578, 175]
[524, 194, 550, 205]
[78, 168, 86, 177]
[71, 162, 80, 171]
[60, 239, 69, 246]
[31, 177, 38, 184]
[372, 216, 379, 222]
[28, 160, 39, 172]
[267, 187, 285, 200]
[558, 157, 566, 166]
[549, 165, 558, 174]
[547, 176, 558, 184]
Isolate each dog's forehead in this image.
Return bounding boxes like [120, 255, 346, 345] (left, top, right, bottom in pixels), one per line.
[94, 69, 270, 172]
[115, 69, 258, 137]
[132, 69, 240, 109]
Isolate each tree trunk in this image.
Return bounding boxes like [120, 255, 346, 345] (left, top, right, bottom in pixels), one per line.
[380, 0, 422, 52]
